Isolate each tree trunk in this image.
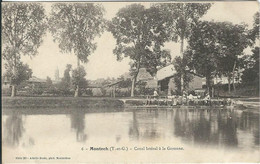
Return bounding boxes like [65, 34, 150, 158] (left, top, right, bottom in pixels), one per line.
[228, 74, 231, 94]
[11, 54, 17, 97]
[11, 85, 17, 97]
[130, 61, 140, 97]
[74, 85, 79, 97]
[232, 61, 237, 92]
[180, 36, 184, 95]
[74, 57, 80, 97]
[131, 75, 137, 97]
[211, 86, 214, 98]
[206, 76, 210, 96]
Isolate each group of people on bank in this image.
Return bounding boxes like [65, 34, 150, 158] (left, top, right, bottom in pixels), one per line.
[146, 89, 232, 106]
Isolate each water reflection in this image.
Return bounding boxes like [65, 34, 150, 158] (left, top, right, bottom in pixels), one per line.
[2, 107, 259, 153]
[217, 110, 238, 147]
[127, 108, 259, 148]
[3, 112, 25, 147]
[171, 108, 259, 148]
[69, 111, 87, 142]
[128, 110, 139, 140]
[239, 111, 260, 146]
[129, 110, 162, 141]
[143, 125, 160, 139]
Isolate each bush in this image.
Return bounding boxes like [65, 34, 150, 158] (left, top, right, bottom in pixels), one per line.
[115, 88, 131, 97]
[84, 89, 93, 96]
[2, 87, 11, 96]
[29, 87, 45, 95]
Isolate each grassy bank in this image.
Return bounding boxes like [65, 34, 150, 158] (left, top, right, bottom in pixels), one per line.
[2, 96, 124, 109]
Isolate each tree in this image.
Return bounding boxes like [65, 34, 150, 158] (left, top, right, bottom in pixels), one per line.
[186, 21, 251, 95]
[45, 76, 56, 94]
[63, 64, 72, 85]
[4, 62, 33, 95]
[156, 3, 212, 93]
[117, 75, 132, 89]
[117, 75, 132, 95]
[58, 64, 72, 95]
[2, 3, 47, 97]
[185, 21, 220, 95]
[49, 3, 106, 97]
[241, 47, 259, 86]
[249, 12, 259, 43]
[216, 22, 250, 93]
[172, 56, 193, 95]
[109, 4, 171, 97]
[46, 76, 53, 88]
[71, 66, 87, 97]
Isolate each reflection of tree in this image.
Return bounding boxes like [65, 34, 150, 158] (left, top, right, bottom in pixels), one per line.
[239, 111, 259, 146]
[239, 112, 250, 130]
[3, 113, 24, 147]
[174, 109, 193, 141]
[193, 110, 211, 144]
[143, 126, 159, 139]
[128, 110, 139, 140]
[174, 109, 185, 137]
[173, 109, 239, 147]
[129, 110, 163, 140]
[70, 112, 87, 142]
[217, 110, 238, 147]
[254, 129, 259, 145]
[239, 112, 259, 131]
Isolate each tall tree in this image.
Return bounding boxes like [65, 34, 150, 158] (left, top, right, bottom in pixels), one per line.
[2, 3, 47, 97]
[109, 4, 171, 97]
[156, 3, 211, 94]
[49, 3, 106, 97]
[71, 66, 88, 96]
[186, 21, 250, 95]
[216, 22, 250, 93]
[172, 56, 193, 95]
[185, 21, 220, 95]
[46, 76, 53, 88]
[58, 64, 72, 95]
[241, 47, 259, 86]
[4, 62, 33, 95]
[249, 12, 259, 43]
[63, 64, 72, 92]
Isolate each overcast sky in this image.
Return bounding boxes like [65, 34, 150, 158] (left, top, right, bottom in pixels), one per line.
[18, 1, 258, 80]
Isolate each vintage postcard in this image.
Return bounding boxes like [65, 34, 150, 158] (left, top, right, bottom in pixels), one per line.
[1, 1, 259, 163]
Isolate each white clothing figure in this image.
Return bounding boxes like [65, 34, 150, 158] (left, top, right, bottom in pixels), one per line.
[153, 90, 159, 97]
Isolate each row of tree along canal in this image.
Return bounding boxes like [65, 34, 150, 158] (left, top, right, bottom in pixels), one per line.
[2, 3, 259, 98]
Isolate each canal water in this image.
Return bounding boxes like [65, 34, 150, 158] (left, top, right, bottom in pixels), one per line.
[2, 107, 260, 163]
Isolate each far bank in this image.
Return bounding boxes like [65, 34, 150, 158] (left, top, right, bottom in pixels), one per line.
[2, 96, 124, 109]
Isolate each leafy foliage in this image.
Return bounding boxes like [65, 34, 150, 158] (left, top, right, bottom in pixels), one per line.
[155, 3, 211, 94]
[49, 3, 106, 63]
[186, 21, 220, 80]
[109, 4, 172, 96]
[71, 66, 87, 91]
[172, 56, 193, 94]
[45, 76, 53, 90]
[241, 47, 259, 85]
[58, 64, 73, 95]
[186, 20, 251, 94]
[109, 4, 171, 76]
[4, 62, 32, 86]
[155, 3, 212, 43]
[117, 76, 132, 88]
[2, 3, 47, 96]
[249, 12, 259, 43]
[216, 22, 250, 78]
[2, 3, 47, 60]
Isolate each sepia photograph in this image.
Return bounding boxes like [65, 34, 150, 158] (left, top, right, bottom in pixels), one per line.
[1, 1, 260, 163]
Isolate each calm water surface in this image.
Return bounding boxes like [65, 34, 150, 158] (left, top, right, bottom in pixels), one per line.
[2, 107, 260, 162]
